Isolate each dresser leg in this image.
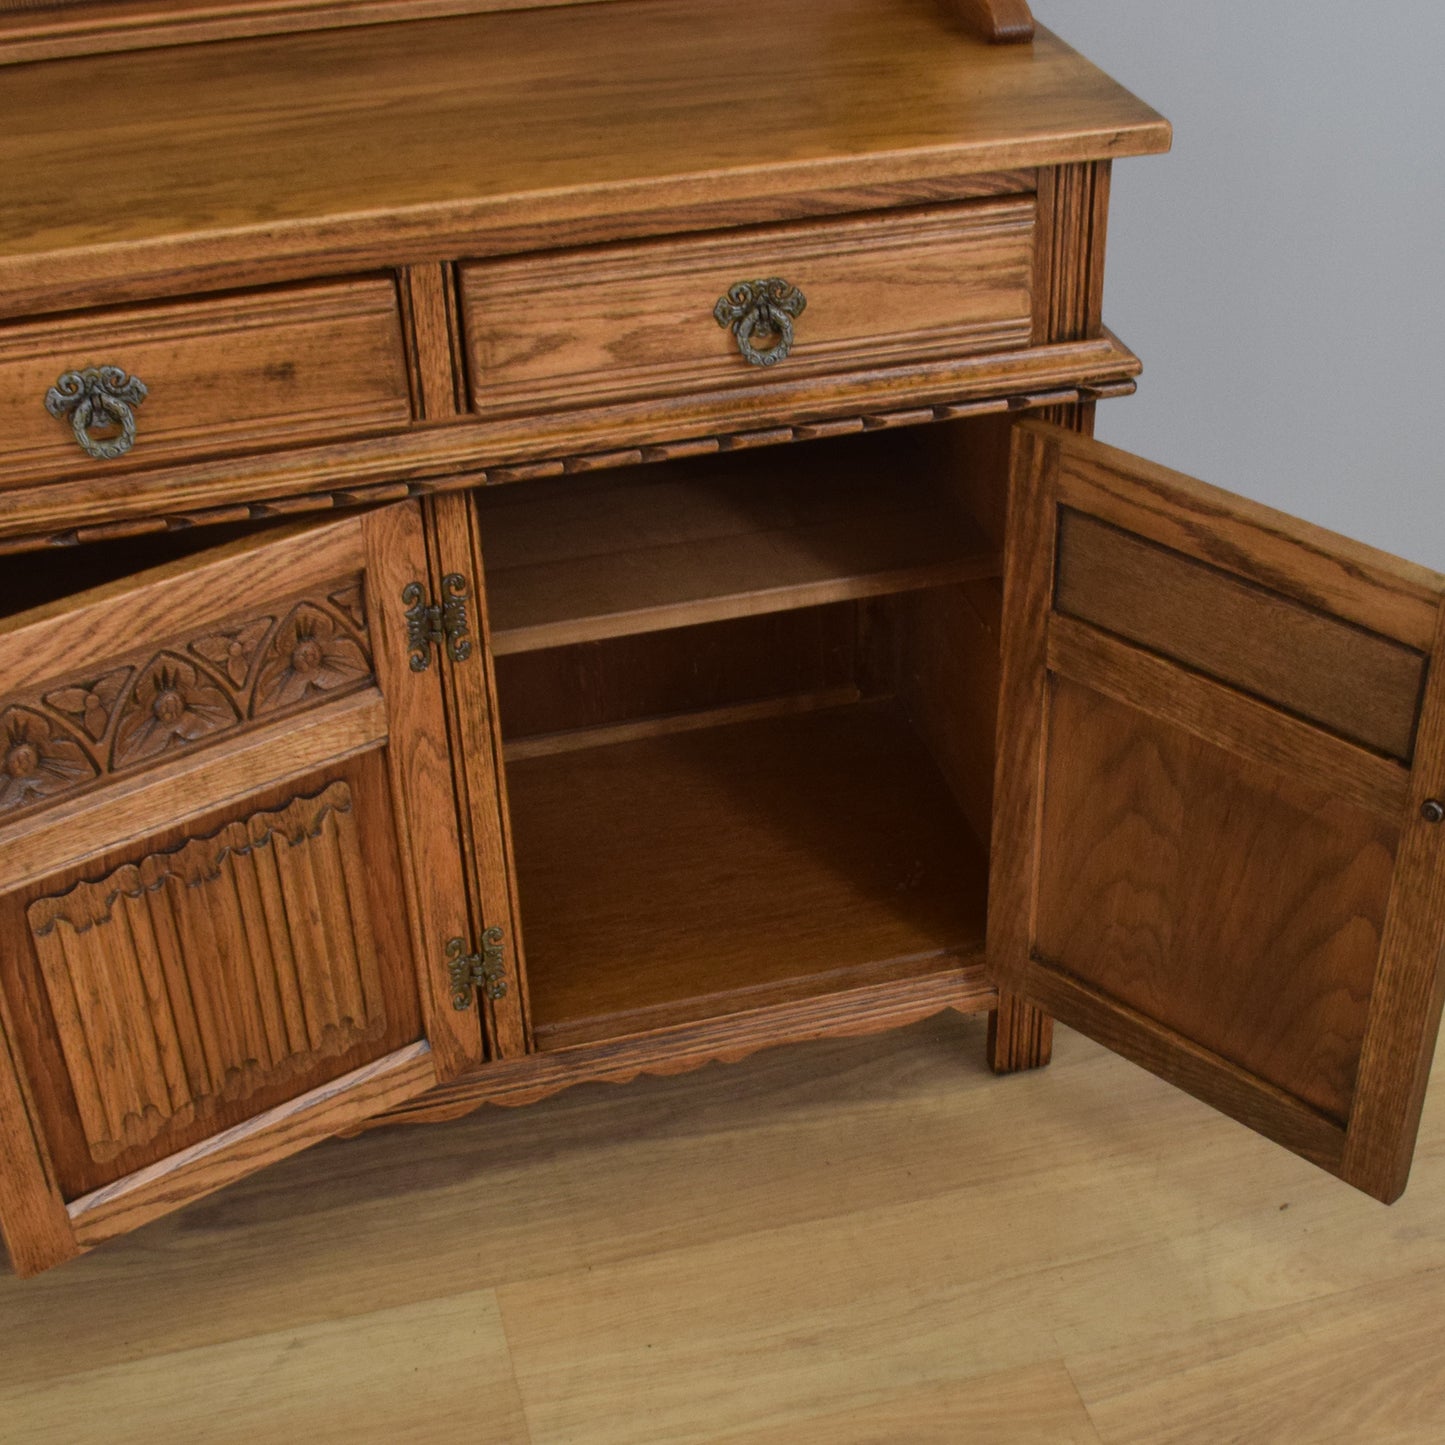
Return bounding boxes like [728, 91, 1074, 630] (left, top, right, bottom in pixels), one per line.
[987, 993, 1054, 1073]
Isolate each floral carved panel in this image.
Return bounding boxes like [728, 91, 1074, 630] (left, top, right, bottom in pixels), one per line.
[26, 781, 387, 1162]
[112, 653, 241, 768]
[253, 603, 371, 716]
[0, 706, 97, 814]
[0, 576, 372, 821]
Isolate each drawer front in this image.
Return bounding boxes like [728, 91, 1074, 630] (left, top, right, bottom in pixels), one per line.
[0, 278, 412, 486]
[459, 200, 1036, 418]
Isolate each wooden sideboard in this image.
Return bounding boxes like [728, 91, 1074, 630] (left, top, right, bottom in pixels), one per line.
[2, 0, 1443, 1279]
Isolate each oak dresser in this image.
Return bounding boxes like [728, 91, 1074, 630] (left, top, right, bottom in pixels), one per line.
[1, 0, 1442, 1277]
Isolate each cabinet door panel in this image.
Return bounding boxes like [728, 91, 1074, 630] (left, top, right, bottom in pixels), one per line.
[0, 507, 481, 1275]
[991, 422, 1445, 1201]
[29, 780, 389, 1164]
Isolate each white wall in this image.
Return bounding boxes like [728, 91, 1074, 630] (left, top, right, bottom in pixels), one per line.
[1030, 1, 1445, 567]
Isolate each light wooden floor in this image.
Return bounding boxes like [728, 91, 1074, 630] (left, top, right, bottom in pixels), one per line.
[3, 1012, 1444, 1443]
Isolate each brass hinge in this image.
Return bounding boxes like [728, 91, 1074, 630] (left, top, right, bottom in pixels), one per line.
[447, 928, 507, 1009]
[403, 573, 473, 672]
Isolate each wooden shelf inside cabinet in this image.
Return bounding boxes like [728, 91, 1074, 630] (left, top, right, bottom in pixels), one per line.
[505, 700, 992, 1049]
[477, 432, 1000, 655]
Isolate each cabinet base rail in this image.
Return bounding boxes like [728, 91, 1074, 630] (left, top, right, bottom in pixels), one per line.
[366, 962, 1000, 1128]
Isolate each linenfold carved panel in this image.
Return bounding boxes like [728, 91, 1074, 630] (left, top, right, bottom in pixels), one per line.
[26, 782, 387, 1162]
[0, 578, 371, 821]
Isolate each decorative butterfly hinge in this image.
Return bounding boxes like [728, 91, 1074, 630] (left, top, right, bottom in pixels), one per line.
[402, 573, 473, 672]
[447, 929, 508, 1009]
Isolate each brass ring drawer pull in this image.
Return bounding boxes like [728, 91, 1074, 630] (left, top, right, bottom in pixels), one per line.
[44, 366, 149, 461]
[714, 278, 807, 367]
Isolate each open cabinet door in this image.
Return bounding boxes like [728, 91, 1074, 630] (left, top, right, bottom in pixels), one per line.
[0, 504, 484, 1276]
[990, 421, 1445, 1202]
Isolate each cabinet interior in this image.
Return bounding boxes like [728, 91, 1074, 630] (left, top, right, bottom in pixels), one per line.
[476, 417, 1012, 1049]
[0, 517, 300, 620]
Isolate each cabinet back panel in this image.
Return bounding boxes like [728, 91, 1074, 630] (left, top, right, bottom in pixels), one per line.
[921, 412, 1014, 554]
[475, 426, 999, 657]
[493, 605, 862, 744]
[506, 700, 988, 1047]
[0, 751, 422, 1199]
[893, 579, 1002, 853]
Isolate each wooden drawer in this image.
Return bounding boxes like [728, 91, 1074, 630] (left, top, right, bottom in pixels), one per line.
[459, 200, 1036, 418]
[0, 278, 413, 487]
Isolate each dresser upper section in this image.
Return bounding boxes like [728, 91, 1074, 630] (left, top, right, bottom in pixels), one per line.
[0, 0, 1168, 315]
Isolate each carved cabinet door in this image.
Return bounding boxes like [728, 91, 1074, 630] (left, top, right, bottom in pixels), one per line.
[990, 421, 1445, 1202]
[0, 504, 485, 1276]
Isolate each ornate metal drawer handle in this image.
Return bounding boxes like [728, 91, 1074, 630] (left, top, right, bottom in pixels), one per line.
[714, 278, 807, 367]
[44, 366, 148, 461]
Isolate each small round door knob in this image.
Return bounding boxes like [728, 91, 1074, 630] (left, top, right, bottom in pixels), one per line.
[1422, 800, 1445, 825]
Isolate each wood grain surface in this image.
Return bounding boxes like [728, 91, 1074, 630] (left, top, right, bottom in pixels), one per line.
[0, 504, 486, 1271]
[992, 420, 1445, 1197]
[946, 0, 1033, 44]
[0, 691, 388, 897]
[0, 753, 426, 1205]
[504, 702, 989, 1047]
[1033, 161, 1111, 347]
[0, 3, 1168, 313]
[0, 0, 1038, 63]
[0, 279, 412, 488]
[894, 579, 1003, 849]
[0, 0, 622, 67]
[0, 565, 376, 830]
[396, 264, 468, 423]
[379, 967, 995, 1118]
[0, 516, 366, 693]
[1341, 602, 1445, 1200]
[4, 1014, 1443, 1441]
[985, 425, 1057, 1073]
[1049, 427, 1442, 650]
[1055, 508, 1426, 760]
[985, 158, 1114, 1070]
[477, 430, 1000, 654]
[0, 0, 1035, 64]
[66, 1041, 437, 1248]
[26, 783, 388, 1164]
[360, 502, 485, 1081]
[1035, 678, 1394, 1125]
[0, 989, 76, 1276]
[0, 347, 1141, 549]
[424, 491, 531, 1058]
[461, 200, 1036, 416]
[1046, 614, 1411, 823]
[493, 606, 862, 746]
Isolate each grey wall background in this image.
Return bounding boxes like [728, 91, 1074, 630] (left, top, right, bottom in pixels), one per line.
[1030, 1, 1445, 567]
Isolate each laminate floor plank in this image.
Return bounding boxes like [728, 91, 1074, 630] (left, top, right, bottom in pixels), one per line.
[0, 1015, 1312, 1389]
[0, 1014, 1029, 1387]
[1070, 1267, 1445, 1445]
[1, 1014, 1442, 1441]
[708, 1360, 1105, 1444]
[491, 1086, 1445, 1443]
[0, 1289, 528, 1445]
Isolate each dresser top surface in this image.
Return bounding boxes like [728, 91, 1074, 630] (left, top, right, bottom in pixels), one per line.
[0, 0, 1168, 302]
